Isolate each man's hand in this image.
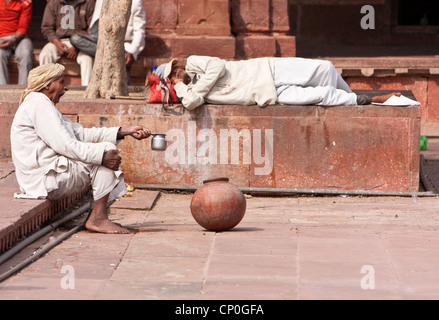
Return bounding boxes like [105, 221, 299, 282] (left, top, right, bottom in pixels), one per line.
[172, 78, 183, 85]
[0, 38, 16, 49]
[102, 149, 122, 171]
[125, 52, 134, 68]
[53, 39, 68, 56]
[170, 67, 191, 85]
[118, 126, 151, 140]
[66, 46, 78, 60]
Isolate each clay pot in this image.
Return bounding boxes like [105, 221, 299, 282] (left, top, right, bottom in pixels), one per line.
[190, 177, 246, 231]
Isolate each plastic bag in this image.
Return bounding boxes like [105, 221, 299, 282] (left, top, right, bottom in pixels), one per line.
[420, 136, 428, 151]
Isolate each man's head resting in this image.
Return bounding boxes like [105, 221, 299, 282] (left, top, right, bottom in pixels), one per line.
[154, 59, 178, 80]
[20, 63, 66, 105]
[154, 58, 191, 85]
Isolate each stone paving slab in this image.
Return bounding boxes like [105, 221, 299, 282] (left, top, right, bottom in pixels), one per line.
[111, 190, 160, 211]
[1, 141, 439, 302]
[1, 191, 439, 301]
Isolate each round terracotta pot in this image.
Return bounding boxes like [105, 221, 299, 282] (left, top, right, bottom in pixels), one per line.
[190, 177, 247, 231]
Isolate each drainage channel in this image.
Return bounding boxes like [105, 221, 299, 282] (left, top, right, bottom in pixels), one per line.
[0, 201, 91, 283]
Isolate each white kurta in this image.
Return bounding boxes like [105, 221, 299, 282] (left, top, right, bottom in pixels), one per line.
[89, 0, 146, 60]
[10, 92, 125, 200]
[174, 56, 358, 110]
[174, 55, 278, 110]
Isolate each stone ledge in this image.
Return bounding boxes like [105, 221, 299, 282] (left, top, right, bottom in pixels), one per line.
[0, 90, 421, 193]
[0, 163, 89, 255]
[73, 95, 420, 193]
[328, 56, 439, 77]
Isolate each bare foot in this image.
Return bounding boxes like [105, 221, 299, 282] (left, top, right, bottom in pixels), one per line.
[85, 218, 132, 234]
[85, 193, 132, 234]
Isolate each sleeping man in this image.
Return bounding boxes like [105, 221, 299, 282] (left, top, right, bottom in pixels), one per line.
[156, 56, 399, 110]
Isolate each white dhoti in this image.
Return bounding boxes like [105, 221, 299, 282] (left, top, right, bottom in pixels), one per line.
[44, 143, 126, 201]
[270, 58, 358, 106]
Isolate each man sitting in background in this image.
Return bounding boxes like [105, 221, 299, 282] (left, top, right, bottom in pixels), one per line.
[0, 0, 33, 86]
[39, 0, 95, 86]
[70, 0, 146, 84]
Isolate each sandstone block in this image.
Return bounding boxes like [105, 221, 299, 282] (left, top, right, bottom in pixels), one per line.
[235, 35, 276, 59]
[172, 36, 235, 59]
[177, 0, 230, 36]
[231, 0, 270, 33]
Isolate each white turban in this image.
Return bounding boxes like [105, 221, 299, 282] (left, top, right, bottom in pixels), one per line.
[19, 63, 65, 105]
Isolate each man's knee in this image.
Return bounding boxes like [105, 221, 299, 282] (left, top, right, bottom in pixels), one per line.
[39, 43, 57, 65]
[15, 39, 33, 64]
[70, 34, 81, 48]
[92, 165, 124, 201]
[77, 52, 93, 65]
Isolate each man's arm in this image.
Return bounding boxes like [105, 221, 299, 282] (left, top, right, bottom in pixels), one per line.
[125, 0, 146, 62]
[31, 101, 108, 166]
[16, 0, 32, 38]
[174, 56, 226, 110]
[1, 1, 32, 49]
[41, 2, 58, 43]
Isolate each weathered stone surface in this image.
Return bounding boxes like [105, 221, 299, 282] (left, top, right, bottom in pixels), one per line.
[30, 98, 420, 193]
[275, 35, 297, 57]
[177, 0, 231, 36]
[4, 192, 439, 300]
[111, 190, 160, 210]
[0, 89, 421, 192]
[144, 0, 178, 30]
[231, 0, 270, 33]
[171, 36, 235, 59]
[235, 35, 276, 59]
[427, 78, 439, 125]
[271, 0, 291, 33]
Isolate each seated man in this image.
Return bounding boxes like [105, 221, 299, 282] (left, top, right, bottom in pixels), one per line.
[160, 56, 399, 110]
[0, 0, 33, 86]
[11, 63, 151, 234]
[39, 0, 95, 86]
[70, 0, 146, 84]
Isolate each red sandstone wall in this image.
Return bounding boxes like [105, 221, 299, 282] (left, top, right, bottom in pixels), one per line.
[142, 0, 296, 65]
[346, 75, 439, 136]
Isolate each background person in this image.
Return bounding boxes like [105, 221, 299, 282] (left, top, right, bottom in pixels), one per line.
[0, 0, 33, 86]
[164, 56, 400, 110]
[39, 0, 95, 86]
[70, 0, 146, 84]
